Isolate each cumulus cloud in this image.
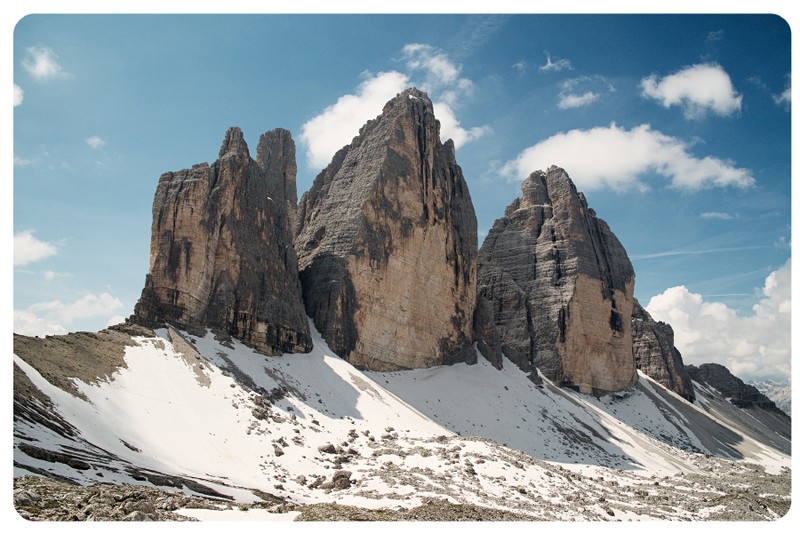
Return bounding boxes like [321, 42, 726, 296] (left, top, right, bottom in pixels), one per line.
[646, 259, 791, 382]
[300, 43, 487, 170]
[641, 63, 742, 119]
[499, 123, 754, 191]
[14, 292, 125, 337]
[539, 52, 572, 73]
[14, 231, 57, 266]
[14, 83, 23, 106]
[85, 135, 106, 149]
[299, 70, 410, 169]
[22, 46, 67, 82]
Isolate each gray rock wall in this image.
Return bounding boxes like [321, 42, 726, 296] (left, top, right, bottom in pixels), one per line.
[477, 167, 637, 394]
[132, 127, 311, 355]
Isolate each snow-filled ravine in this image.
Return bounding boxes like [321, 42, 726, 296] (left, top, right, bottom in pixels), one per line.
[13, 323, 791, 520]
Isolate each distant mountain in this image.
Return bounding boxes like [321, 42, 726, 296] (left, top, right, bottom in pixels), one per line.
[750, 379, 791, 416]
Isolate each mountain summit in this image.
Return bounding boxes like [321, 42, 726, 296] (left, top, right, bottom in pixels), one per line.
[295, 88, 478, 371]
[132, 127, 311, 355]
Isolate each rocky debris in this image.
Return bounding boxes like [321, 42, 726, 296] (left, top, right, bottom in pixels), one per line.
[631, 299, 694, 401]
[295, 500, 534, 521]
[132, 127, 311, 356]
[295, 87, 478, 371]
[12, 475, 257, 521]
[476, 166, 637, 394]
[687, 363, 788, 415]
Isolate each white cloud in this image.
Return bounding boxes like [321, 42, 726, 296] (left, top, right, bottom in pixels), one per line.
[14, 83, 23, 106]
[300, 43, 487, 170]
[558, 91, 599, 109]
[22, 46, 67, 82]
[640, 63, 742, 119]
[14, 231, 57, 266]
[85, 135, 106, 149]
[499, 123, 754, 191]
[299, 70, 410, 169]
[14, 154, 35, 167]
[434, 101, 491, 148]
[15, 292, 125, 337]
[773, 77, 790, 110]
[557, 76, 614, 110]
[646, 259, 791, 382]
[700, 211, 735, 220]
[539, 52, 572, 73]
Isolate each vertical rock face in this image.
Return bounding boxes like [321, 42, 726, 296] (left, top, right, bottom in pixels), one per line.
[295, 88, 478, 371]
[477, 166, 637, 394]
[132, 127, 312, 355]
[631, 299, 695, 401]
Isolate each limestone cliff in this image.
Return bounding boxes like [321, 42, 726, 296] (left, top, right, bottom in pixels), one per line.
[295, 88, 478, 371]
[632, 299, 695, 401]
[132, 127, 312, 355]
[476, 166, 637, 394]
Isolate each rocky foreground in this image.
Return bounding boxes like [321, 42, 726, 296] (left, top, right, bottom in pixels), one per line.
[14, 452, 791, 522]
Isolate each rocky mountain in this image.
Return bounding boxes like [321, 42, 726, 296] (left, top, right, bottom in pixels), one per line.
[295, 88, 477, 371]
[12, 86, 791, 522]
[476, 167, 637, 394]
[631, 299, 695, 401]
[132, 127, 311, 356]
[750, 379, 792, 415]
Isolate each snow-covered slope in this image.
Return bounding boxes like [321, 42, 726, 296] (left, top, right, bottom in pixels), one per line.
[13, 324, 791, 520]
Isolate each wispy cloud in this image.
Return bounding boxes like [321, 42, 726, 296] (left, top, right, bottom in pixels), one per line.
[14, 230, 58, 266]
[500, 123, 754, 191]
[647, 259, 791, 382]
[706, 29, 724, 43]
[700, 211, 736, 220]
[300, 43, 487, 170]
[557, 76, 614, 109]
[85, 135, 106, 150]
[14, 292, 125, 337]
[539, 52, 572, 73]
[640, 63, 742, 119]
[512, 60, 528, 75]
[13, 83, 23, 106]
[22, 46, 68, 82]
[773, 75, 790, 111]
[631, 245, 771, 261]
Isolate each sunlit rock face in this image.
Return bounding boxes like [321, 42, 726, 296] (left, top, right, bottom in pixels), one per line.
[477, 166, 637, 394]
[295, 88, 478, 371]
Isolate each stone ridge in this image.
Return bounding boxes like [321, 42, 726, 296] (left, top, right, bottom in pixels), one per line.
[132, 127, 312, 355]
[476, 166, 637, 394]
[686, 363, 789, 416]
[631, 299, 695, 401]
[295, 87, 478, 371]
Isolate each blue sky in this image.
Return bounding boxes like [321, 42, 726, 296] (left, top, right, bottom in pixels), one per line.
[8, 9, 793, 382]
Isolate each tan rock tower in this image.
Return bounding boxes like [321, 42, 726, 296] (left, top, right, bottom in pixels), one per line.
[132, 127, 312, 355]
[295, 88, 478, 371]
